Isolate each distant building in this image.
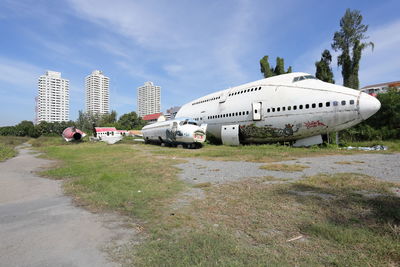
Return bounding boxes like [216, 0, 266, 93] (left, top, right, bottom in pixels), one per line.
[165, 106, 181, 120]
[142, 112, 165, 124]
[36, 71, 69, 123]
[137, 81, 161, 117]
[361, 80, 400, 95]
[85, 70, 110, 115]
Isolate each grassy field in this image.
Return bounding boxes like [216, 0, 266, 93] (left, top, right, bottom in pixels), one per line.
[136, 173, 400, 266]
[31, 137, 400, 266]
[0, 136, 30, 161]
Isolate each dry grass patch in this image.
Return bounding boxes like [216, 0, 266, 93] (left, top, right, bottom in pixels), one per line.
[260, 163, 309, 172]
[135, 173, 400, 266]
[334, 160, 365, 165]
[193, 182, 212, 188]
[0, 136, 30, 161]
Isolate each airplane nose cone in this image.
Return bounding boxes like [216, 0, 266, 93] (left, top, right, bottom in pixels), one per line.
[359, 93, 381, 120]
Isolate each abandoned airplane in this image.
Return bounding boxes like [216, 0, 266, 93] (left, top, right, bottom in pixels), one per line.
[141, 118, 207, 148]
[175, 72, 381, 146]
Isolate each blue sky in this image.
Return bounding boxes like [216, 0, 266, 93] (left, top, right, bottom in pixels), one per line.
[0, 0, 399, 126]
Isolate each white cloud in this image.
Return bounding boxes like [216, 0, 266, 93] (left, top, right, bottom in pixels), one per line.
[359, 19, 400, 86]
[85, 38, 131, 58]
[0, 57, 42, 89]
[163, 64, 184, 76]
[65, 0, 267, 83]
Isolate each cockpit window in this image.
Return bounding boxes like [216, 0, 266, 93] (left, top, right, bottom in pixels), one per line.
[293, 75, 317, 83]
[179, 119, 197, 126]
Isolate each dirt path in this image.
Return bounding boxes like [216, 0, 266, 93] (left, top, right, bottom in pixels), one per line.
[0, 144, 138, 267]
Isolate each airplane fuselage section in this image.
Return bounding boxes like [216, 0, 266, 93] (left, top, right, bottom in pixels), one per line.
[175, 73, 381, 144]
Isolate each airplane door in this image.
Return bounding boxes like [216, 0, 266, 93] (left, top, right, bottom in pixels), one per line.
[252, 102, 262, 121]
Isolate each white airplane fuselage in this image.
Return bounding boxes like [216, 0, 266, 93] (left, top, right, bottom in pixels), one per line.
[142, 118, 207, 148]
[175, 72, 381, 146]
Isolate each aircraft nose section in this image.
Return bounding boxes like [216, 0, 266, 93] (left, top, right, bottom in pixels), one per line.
[359, 92, 381, 120]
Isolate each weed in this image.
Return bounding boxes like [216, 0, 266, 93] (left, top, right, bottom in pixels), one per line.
[260, 163, 309, 172]
[193, 182, 212, 188]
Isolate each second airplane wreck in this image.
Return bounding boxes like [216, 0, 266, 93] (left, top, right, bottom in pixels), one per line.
[175, 72, 381, 146]
[141, 118, 207, 148]
[92, 127, 127, 144]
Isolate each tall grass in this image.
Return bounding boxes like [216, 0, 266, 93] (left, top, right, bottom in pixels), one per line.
[40, 142, 185, 220]
[0, 136, 29, 161]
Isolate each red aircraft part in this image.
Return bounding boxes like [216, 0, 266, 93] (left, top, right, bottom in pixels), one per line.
[62, 127, 86, 141]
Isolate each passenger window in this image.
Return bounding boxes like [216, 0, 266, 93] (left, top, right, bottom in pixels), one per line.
[272, 108, 275, 112]
[251, 88, 254, 91]
[326, 102, 330, 107]
[333, 101, 338, 106]
[277, 107, 280, 112]
[341, 100, 346, 105]
[312, 103, 316, 108]
[259, 87, 261, 90]
[282, 107, 286, 111]
[305, 104, 309, 109]
[246, 111, 249, 115]
[319, 103, 323, 107]
[288, 106, 291, 111]
[299, 105, 303, 109]
[293, 106, 297, 110]
[350, 100, 355, 105]
[236, 112, 238, 116]
[267, 109, 270, 113]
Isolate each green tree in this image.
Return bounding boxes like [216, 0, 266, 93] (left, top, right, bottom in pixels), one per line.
[274, 57, 285, 75]
[99, 110, 118, 126]
[15, 120, 37, 137]
[332, 9, 373, 89]
[260, 55, 292, 78]
[260, 56, 274, 78]
[117, 112, 146, 130]
[76, 111, 101, 133]
[315, 49, 335, 83]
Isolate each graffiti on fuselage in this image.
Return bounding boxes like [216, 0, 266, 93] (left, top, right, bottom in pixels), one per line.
[166, 129, 177, 142]
[304, 120, 326, 129]
[239, 123, 301, 140]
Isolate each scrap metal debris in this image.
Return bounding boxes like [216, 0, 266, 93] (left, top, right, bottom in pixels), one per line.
[344, 145, 388, 151]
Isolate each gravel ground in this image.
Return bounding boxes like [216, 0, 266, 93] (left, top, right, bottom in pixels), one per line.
[176, 153, 400, 184]
[0, 144, 139, 267]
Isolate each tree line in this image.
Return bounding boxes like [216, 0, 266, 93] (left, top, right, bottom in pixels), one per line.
[0, 111, 146, 138]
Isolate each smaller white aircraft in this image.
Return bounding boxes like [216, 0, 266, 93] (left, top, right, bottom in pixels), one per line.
[141, 118, 207, 148]
[92, 127, 125, 144]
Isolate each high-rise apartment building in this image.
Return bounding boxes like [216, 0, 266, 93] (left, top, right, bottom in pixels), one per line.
[36, 71, 69, 123]
[137, 81, 161, 117]
[85, 70, 110, 115]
